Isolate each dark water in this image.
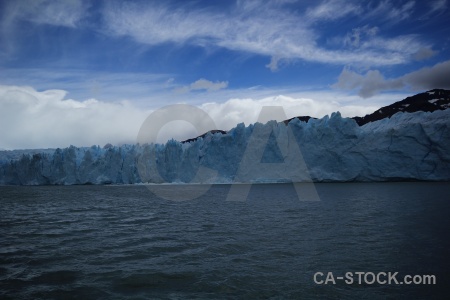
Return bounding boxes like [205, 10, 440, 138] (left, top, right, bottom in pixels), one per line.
[1, 183, 449, 299]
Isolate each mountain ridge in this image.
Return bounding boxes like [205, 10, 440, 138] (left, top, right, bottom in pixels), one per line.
[352, 89, 450, 126]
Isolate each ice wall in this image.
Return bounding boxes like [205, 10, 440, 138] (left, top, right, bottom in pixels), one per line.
[0, 109, 449, 185]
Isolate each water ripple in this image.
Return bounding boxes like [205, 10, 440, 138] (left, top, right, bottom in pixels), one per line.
[1, 183, 449, 299]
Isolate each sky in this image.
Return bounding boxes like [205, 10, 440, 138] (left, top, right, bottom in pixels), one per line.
[0, 0, 449, 149]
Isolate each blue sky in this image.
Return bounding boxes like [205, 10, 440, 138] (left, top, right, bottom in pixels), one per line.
[0, 0, 449, 149]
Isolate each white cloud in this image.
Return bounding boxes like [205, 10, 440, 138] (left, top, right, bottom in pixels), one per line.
[102, 2, 218, 46]
[419, 0, 447, 19]
[333, 60, 450, 97]
[0, 0, 436, 71]
[199, 93, 387, 132]
[305, 0, 361, 21]
[366, 0, 415, 23]
[1, 0, 88, 28]
[0, 84, 389, 149]
[190, 79, 228, 91]
[430, 0, 447, 12]
[332, 26, 428, 63]
[333, 68, 403, 98]
[0, 85, 148, 149]
[0, 68, 174, 107]
[0, 0, 89, 59]
[101, 1, 427, 68]
[386, 0, 415, 22]
[343, 26, 379, 48]
[265, 56, 282, 72]
[411, 47, 438, 61]
[174, 78, 228, 94]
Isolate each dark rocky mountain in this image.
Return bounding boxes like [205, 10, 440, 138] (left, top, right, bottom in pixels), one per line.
[282, 116, 316, 125]
[182, 89, 450, 143]
[352, 89, 450, 126]
[182, 130, 227, 144]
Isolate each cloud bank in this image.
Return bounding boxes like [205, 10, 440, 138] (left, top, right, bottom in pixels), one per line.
[0, 85, 147, 149]
[0, 85, 380, 150]
[200, 95, 377, 132]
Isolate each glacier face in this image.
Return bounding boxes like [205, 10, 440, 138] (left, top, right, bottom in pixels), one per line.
[0, 109, 449, 185]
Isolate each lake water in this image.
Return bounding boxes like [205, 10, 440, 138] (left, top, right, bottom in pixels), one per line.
[1, 183, 449, 299]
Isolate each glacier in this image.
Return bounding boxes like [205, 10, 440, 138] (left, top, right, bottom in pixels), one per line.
[0, 109, 449, 185]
